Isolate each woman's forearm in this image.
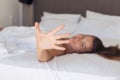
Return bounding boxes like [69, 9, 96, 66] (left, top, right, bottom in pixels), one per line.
[36, 48, 54, 62]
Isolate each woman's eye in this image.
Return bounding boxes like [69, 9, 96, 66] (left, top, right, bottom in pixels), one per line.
[82, 43, 84, 47]
[81, 42, 85, 48]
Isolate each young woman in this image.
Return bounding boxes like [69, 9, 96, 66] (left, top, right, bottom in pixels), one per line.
[35, 22, 120, 62]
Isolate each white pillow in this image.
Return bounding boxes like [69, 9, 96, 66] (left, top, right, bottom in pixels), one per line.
[41, 11, 81, 23]
[86, 10, 120, 22]
[40, 19, 78, 35]
[73, 19, 120, 40]
[104, 24, 120, 40]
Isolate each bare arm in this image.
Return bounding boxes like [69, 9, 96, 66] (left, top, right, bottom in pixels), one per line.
[35, 22, 70, 62]
[36, 47, 54, 62]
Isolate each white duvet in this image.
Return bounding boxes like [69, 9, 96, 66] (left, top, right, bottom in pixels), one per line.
[0, 25, 120, 80]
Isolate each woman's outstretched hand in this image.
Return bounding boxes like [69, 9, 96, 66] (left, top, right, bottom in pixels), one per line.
[35, 22, 70, 50]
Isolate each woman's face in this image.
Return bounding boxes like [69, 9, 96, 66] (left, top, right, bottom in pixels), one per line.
[69, 34, 94, 53]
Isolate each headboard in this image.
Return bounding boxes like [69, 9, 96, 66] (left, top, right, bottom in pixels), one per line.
[34, 0, 120, 22]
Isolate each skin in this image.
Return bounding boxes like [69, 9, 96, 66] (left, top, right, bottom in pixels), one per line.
[68, 34, 94, 53]
[35, 22, 94, 62]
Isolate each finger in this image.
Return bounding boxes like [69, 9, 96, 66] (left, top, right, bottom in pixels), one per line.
[53, 46, 66, 50]
[35, 22, 41, 33]
[49, 24, 64, 35]
[55, 33, 71, 39]
[35, 22, 41, 44]
[55, 40, 70, 45]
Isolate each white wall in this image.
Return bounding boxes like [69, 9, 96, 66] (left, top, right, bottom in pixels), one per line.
[0, 0, 33, 27]
[0, 0, 21, 27]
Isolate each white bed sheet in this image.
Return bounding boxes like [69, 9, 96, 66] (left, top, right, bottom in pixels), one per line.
[0, 26, 120, 80]
[0, 52, 119, 80]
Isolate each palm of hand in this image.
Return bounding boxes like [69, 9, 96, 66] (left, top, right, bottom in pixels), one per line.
[35, 22, 70, 50]
[39, 33, 56, 49]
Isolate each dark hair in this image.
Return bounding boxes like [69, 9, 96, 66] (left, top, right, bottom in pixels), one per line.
[90, 36, 120, 60]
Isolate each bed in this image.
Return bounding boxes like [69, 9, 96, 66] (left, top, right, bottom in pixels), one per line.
[0, 0, 120, 80]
